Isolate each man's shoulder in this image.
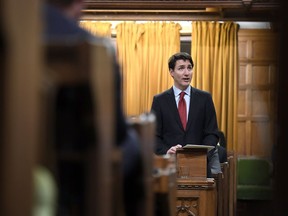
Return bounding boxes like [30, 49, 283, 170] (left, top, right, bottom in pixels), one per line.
[153, 88, 172, 99]
[43, 4, 94, 41]
[191, 87, 212, 97]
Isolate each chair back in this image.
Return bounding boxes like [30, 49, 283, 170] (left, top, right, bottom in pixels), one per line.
[128, 113, 156, 216]
[237, 156, 273, 200]
[43, 40, 121, 216]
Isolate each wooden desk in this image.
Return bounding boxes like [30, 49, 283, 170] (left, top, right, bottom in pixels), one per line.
[176, 146, 217, 216]
[176, 178, 217, 216]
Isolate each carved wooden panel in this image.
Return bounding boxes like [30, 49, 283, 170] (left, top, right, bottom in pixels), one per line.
[176, 179, 217, 216]
[176, 196, 199, 216]
[237, 121, 249, 153]
[237, 29, 277, 156]
[176, 148, 208, 179]
[251, 39, 278, 61]
[251, 121, 273, 155]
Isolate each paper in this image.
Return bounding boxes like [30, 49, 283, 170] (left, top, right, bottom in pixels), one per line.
[182, 144, 215, 151]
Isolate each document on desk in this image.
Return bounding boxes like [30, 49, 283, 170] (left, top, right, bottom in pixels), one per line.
[182, 144, 215, 151]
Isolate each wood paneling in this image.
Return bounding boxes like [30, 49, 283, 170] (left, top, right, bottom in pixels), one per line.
[237, 29, 278, 157]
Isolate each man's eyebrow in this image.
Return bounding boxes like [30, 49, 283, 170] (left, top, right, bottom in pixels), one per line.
[176, 65, 185, 68]
[178, 64, 191, 67]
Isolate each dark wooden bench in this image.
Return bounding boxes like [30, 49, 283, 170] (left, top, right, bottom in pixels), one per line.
[43, 41, 122, 216]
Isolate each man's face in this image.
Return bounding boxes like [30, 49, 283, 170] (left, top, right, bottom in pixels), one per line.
[170, 59, 193, 90]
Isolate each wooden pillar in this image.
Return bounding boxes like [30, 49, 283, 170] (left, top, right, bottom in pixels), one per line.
[0, 0, 42, 215]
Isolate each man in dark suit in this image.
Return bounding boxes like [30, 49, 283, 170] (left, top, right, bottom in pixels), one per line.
[43, 0, 143, 215]
[151, 52, 221, 176]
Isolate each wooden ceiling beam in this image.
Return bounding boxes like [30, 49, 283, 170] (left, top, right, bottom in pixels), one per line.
[82, 0, 280, 21]
[83, 0, 279, 10]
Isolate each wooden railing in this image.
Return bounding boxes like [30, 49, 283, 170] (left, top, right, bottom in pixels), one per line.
[213, 151, 237, 216]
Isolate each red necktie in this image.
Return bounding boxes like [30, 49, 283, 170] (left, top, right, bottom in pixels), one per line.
[178, 92, 187, 130]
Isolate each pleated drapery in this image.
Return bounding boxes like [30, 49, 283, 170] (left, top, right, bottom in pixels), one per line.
[116, 22, 181, 116]
[191, 21, 239, 151]
[78, 20, 238, 150]
[79, 21, 112, 37]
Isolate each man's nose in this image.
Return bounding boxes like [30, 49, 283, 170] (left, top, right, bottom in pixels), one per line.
[184, 68, 190, 74]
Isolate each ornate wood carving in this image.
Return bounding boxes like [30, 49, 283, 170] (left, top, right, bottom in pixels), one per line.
[176, 197, 198, 216]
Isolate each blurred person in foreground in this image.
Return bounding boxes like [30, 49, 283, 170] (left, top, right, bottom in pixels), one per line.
[42, 0, 143, 215]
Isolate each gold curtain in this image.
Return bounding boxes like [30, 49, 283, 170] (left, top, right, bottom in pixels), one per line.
[191, 21, 239, 151]
[79, 21, 112, 37]
[116, 22, 181, 116]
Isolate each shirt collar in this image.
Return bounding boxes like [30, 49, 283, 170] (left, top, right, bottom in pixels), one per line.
[173, 85, 191, 97]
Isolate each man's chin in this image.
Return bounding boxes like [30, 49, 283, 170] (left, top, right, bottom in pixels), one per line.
[182, 82, 190, 87]
[179, 84, 189, 90]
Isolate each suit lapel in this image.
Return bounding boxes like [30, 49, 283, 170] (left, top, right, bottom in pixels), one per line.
[166, 88, 183, 130]
[186, 87, 195, 130]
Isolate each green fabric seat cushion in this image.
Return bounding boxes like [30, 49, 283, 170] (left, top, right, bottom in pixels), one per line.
[237, 157, 273, 200]
[237, 185, 272, 200]
[237, 158, 271, 185]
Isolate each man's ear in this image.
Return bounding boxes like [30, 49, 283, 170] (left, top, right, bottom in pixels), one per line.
[169, 69, 174, 77]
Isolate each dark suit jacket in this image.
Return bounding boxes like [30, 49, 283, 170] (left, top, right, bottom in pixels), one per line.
[151, 86, 219, 155]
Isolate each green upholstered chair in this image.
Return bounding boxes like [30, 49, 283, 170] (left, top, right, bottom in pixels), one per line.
[236, 156, 273, 200]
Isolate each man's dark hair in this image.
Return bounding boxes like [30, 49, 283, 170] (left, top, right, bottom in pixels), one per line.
[168, 52, 194, 70]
